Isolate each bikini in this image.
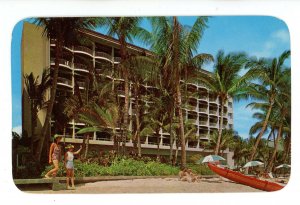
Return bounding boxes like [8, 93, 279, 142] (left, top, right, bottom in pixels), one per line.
[52, 144, 61, 161]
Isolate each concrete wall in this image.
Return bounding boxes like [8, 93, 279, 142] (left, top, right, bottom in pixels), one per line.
[22, 22, 50, 138]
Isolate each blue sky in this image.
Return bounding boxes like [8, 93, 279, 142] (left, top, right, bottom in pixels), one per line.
[11, 16, 290, 138]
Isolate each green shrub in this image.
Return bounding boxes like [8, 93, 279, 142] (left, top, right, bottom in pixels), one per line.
[187, 163, 215, 175]
[41, 158, 180, 177]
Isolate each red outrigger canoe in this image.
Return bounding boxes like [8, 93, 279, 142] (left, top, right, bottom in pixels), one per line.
[208, 163, 284, 192]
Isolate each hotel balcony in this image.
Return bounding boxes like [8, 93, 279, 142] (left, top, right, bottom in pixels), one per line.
[198, 120, 208, 126]
[74, 45, 93, 57]
[209, 97, 219, 104]
[198, 95, 208, 101]
[210, 122, 218, 128]
[95, 51, 113, 63]
[57, 77, 72, 88]
[199, 107, 208, 114]
[50, 58, 72, 71]
[77, 81, 86, 90]
[209, 109, 219, 116]
[114, 57, 121, 64]
[74, 63, 89, 73]
[199, 133, 209, 140]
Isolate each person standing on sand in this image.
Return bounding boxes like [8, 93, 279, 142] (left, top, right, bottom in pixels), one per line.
[64, 144, 82, 190]
[44, 134, 62, 178]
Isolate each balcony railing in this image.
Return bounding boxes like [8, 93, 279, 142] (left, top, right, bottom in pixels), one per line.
[95, 51, 113, 62]
[186, 104, 197, 111]
[209, 110, 218, 115]
[74, 46, 93, 56]
[117, 89, 125, 96]
[210, 122, 218, 127]
[199, 120, 208, 126]
[199, 134, 208, 138]
[77, 82, 85, 88]
[198, 95, 208, 100]
[57, 77, 72, 87]
[114, 57, 121, 63]
[50, 39, 56, 45]
[50, 58, 70, 67]
[199, 108, 207, 113]
[74, 63, 89, 72]
[209, 98, 218, 103]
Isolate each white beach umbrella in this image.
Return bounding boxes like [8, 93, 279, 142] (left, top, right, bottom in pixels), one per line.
[200, 155, 226, 164]
[243, 161, 264, 168]
[275, 164, 291, 169]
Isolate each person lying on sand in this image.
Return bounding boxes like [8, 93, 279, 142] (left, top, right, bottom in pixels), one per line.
[179, 168, 201, 183]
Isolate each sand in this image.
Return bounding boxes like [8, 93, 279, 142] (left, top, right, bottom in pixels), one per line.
[22, 177, 262, 194]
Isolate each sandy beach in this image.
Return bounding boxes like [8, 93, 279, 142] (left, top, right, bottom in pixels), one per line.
[21, 177, 262, 194]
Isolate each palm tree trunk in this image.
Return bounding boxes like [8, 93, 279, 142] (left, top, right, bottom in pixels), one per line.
[30, 102, 35, 155]
[249, 102, 273, 162]
[35, 35, 62, 162]
[156, 130, 160, 160]
[134, 85, 142, 157]
[283, 133, 291, 163]
[174, 141, 179, 166]
[172, 17, 186, 169]
[84, 134, 89, 159]
[266, 124, 283, 172]
[113, 134, 118, 152]
[169, 109, 174, 164]
[120, 35, 129, 156]
[177, 84, 186, 169]
[215, 97, 224, 155]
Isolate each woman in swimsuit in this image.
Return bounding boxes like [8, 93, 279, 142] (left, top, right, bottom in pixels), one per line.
[44, 134, 62, 178]
[64, 144, 82, 189]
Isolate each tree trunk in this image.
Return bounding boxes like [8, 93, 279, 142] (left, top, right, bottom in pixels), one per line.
[266, 124, 283, 172]
[35, 35, 62, 162]
[113, 134, 118, 153]
[172, 17, 186, 169]
[120, 35, 129, 156]
[134, 84, 142, 157]
[85, 136, 89, 159]
[169, 109, 174, 164]
[283, 133, 291, 163]
[174, 142, 179, 166]
[249, 101, 273, 162]
[156, 130, 160, 161]
[176, 84, 186, 169]
[30, 102, 36, 155]
[215, 97, 225, 155]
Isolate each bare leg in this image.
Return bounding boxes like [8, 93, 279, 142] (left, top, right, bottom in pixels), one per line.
[45, 160, 59, 178]
[66, 170, 70, 189]
[71, 170, 75, 189]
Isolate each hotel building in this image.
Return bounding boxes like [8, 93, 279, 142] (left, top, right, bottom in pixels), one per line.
[21, 22, 234, 166]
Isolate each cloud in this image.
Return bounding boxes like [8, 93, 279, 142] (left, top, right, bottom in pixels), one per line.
[252, 29, 290, 58]
[12, 125, 22, 136]
[271, 29, 290, 43]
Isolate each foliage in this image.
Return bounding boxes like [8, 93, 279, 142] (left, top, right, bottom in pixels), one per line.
[186, 164, 214, 175]
[41, 157, 180, 177]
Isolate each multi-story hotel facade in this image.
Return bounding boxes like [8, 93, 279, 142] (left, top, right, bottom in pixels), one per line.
[21, 22, 234, 167]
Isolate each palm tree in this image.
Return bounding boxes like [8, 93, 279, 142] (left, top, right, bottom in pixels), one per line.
[122, 56, 159, 157]
[266, 70, 291, 172]
[232, 135, 250, 168]
[245, 50, 290, 162]
[77, 102, 119, 152]
[204, 129, 236, 154]
[149, 17, 212, 168]
[24, 69, 50, 154]
[199, 50, 248, 155]
[99, 17, 148, 155]
[34, 18, 98, 162]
